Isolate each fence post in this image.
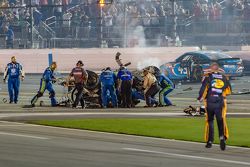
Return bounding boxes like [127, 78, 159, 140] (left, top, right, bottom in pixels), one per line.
[48, 52, 53, 66]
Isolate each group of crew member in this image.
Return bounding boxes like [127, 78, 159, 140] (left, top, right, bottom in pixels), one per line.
[99, 66, 175, 108]
[2, 57, 175, 108]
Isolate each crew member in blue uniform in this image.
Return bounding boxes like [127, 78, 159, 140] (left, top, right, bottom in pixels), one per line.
[158, 70, 175, 106]
[3, 56, 25, 103]
[100, 67, 118, 108]
[117, 67, 133, 108]
[31, 62, 58, 107]
[198, 62, 231, 151]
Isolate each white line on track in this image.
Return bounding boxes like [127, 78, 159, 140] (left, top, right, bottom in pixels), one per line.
[0, 131, 49, 140]
[123, 148, 250, 166]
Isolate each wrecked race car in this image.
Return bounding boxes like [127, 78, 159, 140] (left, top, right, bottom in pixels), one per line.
[160, 51, 244, 82]
[57, 52, 161, 108]
[57, 70, 101, 108]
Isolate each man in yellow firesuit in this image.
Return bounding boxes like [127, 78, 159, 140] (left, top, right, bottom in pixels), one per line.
[197, 62, 231, 151]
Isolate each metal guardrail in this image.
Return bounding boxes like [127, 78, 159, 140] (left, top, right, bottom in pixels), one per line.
[41, 21, 56, 37]
[45, 16, 57, 28]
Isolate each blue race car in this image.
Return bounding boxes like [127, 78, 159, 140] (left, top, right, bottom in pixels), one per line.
[160, 51, 244, 81]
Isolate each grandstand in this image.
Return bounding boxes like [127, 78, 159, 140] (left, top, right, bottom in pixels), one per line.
[0, 0, 250, 48]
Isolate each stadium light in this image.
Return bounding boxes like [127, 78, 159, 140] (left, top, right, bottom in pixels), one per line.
[98, 0, 113, 7]
[99, 0, 105, 7]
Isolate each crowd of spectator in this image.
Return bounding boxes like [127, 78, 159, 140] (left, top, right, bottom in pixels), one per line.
[1, 0, 250, 48]
[193, 0, 250, 22]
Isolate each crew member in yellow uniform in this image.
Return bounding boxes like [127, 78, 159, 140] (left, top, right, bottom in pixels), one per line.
[197, 62, 231, 150]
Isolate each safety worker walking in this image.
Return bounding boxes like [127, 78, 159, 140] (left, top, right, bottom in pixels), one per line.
[158, 70, 175, 106]
[3, 56, 25, 104]
[197, 62, 231, 150]
[31, 62, 58, 107]
[117, 67, 133, 108]
[143, 68, 160, 107]
[100, 67, 118, 108]
[67, 60, 88, 108]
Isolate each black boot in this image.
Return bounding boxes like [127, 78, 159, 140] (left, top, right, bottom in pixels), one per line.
[205, 141, 212, 148]
[220, 138, 226, 151]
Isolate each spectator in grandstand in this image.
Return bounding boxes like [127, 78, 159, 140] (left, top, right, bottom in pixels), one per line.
[193, 2, 202, 21]
[158, 5, 166, 27]
[4, 26, 14, 49]
[80, 12, 90, 38]
[234, 0, 244, 17]
[54, 0, 63, 25]
[141, 9, 151, 27]
[224, 0, 235, 20]
[214, 2, 222, 20]
[103, 12, 113, 38]
[71, 11, 80, 38]
[129, 6, 141, 27]
[242, 1, 250, 33]
[33, 8, 43, 26]
[208, 4, 215, 21]
[62, 0, 69, 11]
[0, 12, 6, 29]
[62, 11, 72, 37]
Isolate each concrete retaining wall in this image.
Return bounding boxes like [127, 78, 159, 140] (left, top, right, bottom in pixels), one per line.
[0, 47, 249, 74]
[0, 47, 199, 73]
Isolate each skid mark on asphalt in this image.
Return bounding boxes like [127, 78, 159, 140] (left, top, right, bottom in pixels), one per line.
[123, 148, 250, 166]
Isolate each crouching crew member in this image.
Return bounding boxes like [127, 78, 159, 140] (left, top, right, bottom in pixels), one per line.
[3, 56, 25, 104]
[31, 62, 58, 107]
[143, 69, 160, 107]
[117, 67, 133, 108]
[67, 60, 88, 108]
[158, 70, 175, 106]
[197, 62, 231, 151]
[100, 67, 118, 108]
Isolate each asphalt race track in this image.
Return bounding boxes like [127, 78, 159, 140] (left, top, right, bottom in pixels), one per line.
[0, 75, 250, 167]
[0, 121, 250, 167]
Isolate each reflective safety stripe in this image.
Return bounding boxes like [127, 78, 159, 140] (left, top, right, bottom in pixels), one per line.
[39, 80, 47, 94]
[159, 87, 171, 105]
[204, 99, 229, 142]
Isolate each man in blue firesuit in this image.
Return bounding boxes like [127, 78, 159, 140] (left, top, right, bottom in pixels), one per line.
[100, 67, 118, 108]
[117, 67, 133, 108]
[31, 62, 58, 107]
[3, 56, 25, 103]
[158, 70, 175, 106]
